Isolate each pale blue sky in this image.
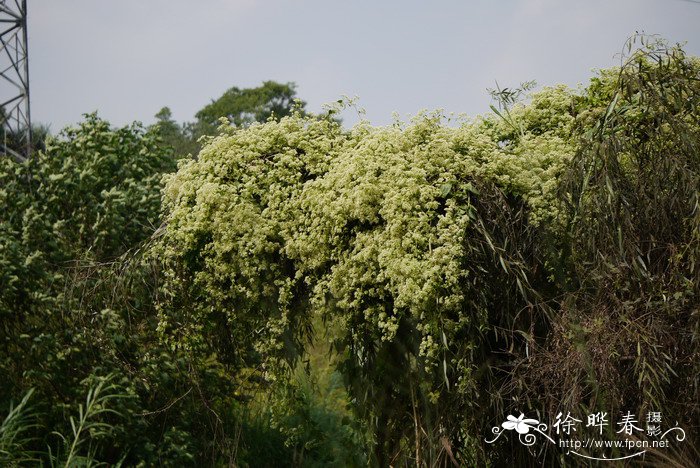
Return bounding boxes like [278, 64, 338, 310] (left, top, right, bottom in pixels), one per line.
[29, 0, 700, 131]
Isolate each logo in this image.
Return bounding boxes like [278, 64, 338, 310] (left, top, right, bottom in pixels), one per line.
[485, 411, 686, 462]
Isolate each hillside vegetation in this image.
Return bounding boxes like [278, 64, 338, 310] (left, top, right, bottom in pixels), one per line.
[1, 38, 698, 466]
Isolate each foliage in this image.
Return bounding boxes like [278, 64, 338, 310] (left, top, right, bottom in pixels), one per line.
[152, 107, 200, 160]
[2, 39, 699, 467]
[152, 81, 308, 159]
[196, 80, 306, 129]
[529, 36, 700, 424]
[0, 111, 363, 467]
[157, 88, 576, 464]
[158, 39, 700, 465]
[0, 389, 38, 466]
[48, 375, 126, 467]
[0, 115, 209, 465]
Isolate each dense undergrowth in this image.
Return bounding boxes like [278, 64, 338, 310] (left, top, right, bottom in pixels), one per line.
[1, 38, 698, 466]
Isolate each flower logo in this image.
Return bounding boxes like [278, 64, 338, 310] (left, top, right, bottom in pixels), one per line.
[502, 413, 540, 434]
[486, 413, 552, 445]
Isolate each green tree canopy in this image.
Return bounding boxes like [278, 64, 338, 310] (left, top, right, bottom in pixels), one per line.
[151, 81, 308, 159]
[152, 106, 200, 158]
[195, 80, 305, 128]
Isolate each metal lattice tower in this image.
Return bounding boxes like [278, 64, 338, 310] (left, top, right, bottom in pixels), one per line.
[0, 0, 29, 162]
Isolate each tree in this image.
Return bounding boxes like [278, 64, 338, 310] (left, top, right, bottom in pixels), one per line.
[195, 80, 305, 130]
[0, 114, 206, 465]
[152, 81, 307, 158]
[152, 106, 199, 158]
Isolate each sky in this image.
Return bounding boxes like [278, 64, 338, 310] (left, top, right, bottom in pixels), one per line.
[28, 0, 700, 132]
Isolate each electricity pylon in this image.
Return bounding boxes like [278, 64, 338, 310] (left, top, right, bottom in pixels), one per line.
[0, 0, 30, 162]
